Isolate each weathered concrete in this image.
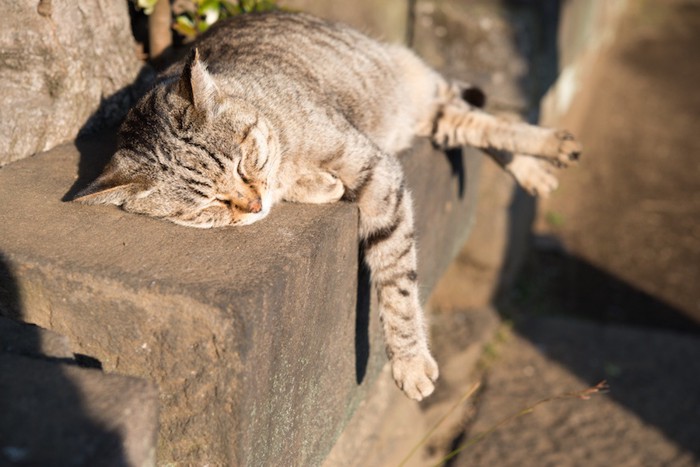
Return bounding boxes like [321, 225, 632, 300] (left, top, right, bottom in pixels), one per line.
[0, 354, 158, 466]
[0, 131, 480, 464]
[0, 0, 148, 166]
[537, 0, 700, 321]
[451, 318, 700, 466]
[0, 315, 159, 466]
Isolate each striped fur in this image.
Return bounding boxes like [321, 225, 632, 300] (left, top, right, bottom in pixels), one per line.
[75, 12, 580, 401]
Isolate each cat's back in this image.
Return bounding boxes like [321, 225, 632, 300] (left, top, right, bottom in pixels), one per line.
[156, 12, 433, 155]
[191, 13, 413, 142]
[196, 12, 393, 85]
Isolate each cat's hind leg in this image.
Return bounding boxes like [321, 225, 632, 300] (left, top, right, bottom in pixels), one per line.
[485, 148, 560, 197]
[428, 86, 582, 166]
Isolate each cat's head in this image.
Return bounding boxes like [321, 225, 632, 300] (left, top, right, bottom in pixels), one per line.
[74, 49, 278, 228]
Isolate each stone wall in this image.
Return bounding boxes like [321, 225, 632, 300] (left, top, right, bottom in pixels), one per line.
[0, 0, 147, 166]
[541, 0, 630, 124]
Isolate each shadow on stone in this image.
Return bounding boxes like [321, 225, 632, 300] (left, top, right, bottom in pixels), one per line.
[354, 257, 372, 385]
[489, 1, 700, 461]
[0, 253, 130, 465]
[513, 315, 700, 460]
[504, 248, 700, 334]
[499, 249, 700, 459]
[445, 148, 466, 199]
[63, 130, 121, 202]
[63, 65, 155, 202]
[496, 0, 563, 292]
[505, 0, 562, 123]
[0, 253, 20, 321]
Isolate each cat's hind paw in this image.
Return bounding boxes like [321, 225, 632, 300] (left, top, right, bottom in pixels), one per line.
[392, 351, 439, 401]
[507, 156, 560, 197]
[554, 130, 582, 166]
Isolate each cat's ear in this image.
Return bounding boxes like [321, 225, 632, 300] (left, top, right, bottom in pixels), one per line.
[73, 163, 151, 206]
[177, 47, 223, 117]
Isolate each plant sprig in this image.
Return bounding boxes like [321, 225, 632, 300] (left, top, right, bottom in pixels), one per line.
[433, 380, 610, 466]
[133, 0, 279, 40]
[399, 380, 609, 466]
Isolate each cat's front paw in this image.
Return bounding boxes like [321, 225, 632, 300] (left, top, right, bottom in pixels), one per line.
[391, 351, 439, 401]
[554, 130, 582, 166]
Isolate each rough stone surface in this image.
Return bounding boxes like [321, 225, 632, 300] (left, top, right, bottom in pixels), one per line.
[0, 0, 148, 166]
[322, 364, 428, 467]
[0, 315, 73, 360]
[451, 318, 700, 466]
[0, 354, 158, 467]
[0, 131, 480, 465]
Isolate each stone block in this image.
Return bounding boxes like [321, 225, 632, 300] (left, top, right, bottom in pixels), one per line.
[0, 315, 73, 360]
[0, 354, 158, 466]
[0, 131, 480, 464]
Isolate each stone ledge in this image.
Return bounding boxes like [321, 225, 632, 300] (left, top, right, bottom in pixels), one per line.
[0, 315, 73, 360]
[0, 353, 158, 466]
[0, 132, 481, 464]
[0, 316, 158, 466]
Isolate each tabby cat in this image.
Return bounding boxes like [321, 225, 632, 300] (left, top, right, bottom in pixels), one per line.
[75, 12, 580, 401]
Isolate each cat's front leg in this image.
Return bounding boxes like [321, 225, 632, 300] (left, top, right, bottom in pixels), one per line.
[285, 169, 345, 204]
[346, 152, 439, 401]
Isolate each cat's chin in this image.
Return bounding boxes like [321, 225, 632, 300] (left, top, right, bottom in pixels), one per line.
[234, 206, 270, 227]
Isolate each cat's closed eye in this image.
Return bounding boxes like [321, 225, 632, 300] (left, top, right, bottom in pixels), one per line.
[236, 163, 251, 184]
[215, 196, 233, 208]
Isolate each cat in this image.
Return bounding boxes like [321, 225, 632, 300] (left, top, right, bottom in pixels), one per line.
[74, 11, 580, 401]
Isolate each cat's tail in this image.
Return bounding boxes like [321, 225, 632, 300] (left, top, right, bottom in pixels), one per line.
[454, 81, 486, 109]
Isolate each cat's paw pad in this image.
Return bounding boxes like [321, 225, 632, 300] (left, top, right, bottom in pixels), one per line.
[555, 130, 582, 165]
[507, 157, 559, 197]
[392, 351, 439, 401]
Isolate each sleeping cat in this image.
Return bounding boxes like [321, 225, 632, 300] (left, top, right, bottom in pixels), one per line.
[74, 12, 580, 401]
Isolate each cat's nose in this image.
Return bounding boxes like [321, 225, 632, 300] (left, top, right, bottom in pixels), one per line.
[248, 197, 262, 213]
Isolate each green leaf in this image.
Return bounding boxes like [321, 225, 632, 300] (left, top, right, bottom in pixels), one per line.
[221, 0, 242, 16]
[136, 0, 159, 15]
[197, 20, 211, 33]
[174, 15, 197, 39]
[197, 0, 221, 15]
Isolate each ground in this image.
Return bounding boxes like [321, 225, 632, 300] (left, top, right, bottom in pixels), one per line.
[427, 1, 700, 465]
